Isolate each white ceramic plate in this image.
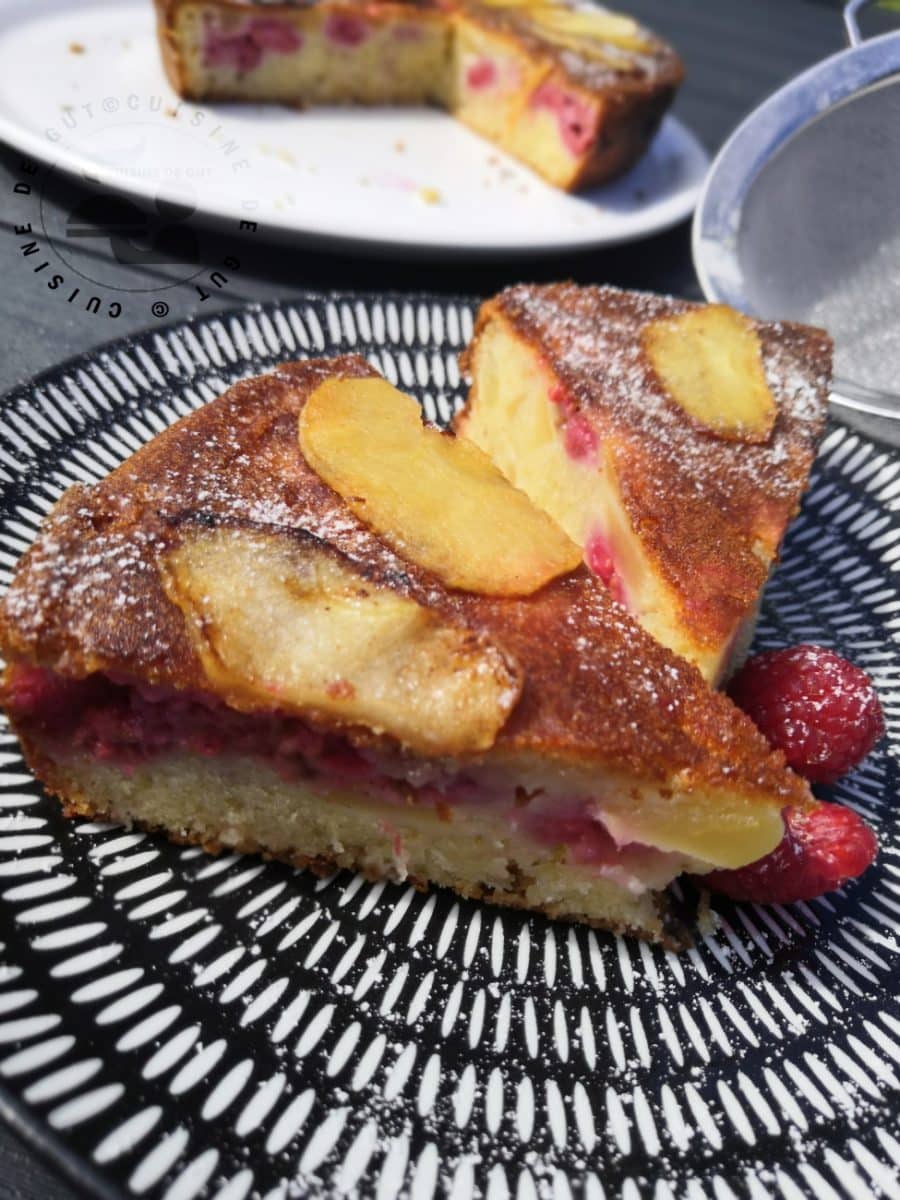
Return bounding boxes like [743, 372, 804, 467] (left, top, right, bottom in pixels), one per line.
[0, 0, 709, 256]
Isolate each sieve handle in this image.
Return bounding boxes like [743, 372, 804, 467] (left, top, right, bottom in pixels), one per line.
[844, 0, 875, 46]
[831, 379, 900, 427]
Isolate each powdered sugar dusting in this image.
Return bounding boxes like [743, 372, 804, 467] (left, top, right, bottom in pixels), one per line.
[484, 283, 831, 646]
[499, 283, 829, 504]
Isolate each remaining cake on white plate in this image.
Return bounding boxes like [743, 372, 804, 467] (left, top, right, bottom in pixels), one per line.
[154, 0, 684, 191]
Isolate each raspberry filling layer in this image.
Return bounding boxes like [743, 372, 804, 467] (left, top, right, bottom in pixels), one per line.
[529, 82, 598, 157]
[324, 13, 371, 47]
[204, 17, 303, 71]
[6, 665, 679, 893]
[8, 665, 872, 902]
[466, 58, 498, 90]
[549, 382, 599, 467]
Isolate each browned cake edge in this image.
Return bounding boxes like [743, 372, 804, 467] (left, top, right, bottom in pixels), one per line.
[456, 2, 683, 189]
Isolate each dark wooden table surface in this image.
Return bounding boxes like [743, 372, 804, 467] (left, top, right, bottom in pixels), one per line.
[0, 1, 889, 1196]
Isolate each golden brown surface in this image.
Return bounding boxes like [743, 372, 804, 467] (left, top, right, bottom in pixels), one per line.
[0, 353, 810, 814]
[459, 283, 831, 654]
[459, 0, 682, 93]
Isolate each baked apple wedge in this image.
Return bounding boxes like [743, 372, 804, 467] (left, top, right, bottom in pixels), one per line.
[298, 376, 581, 596]
[163, 525, 520, 755]
[642, 304, 777, 444]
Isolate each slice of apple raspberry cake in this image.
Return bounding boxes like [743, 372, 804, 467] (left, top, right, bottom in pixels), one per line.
[456, 284, 832, 683]
[0, 354, 875, 945]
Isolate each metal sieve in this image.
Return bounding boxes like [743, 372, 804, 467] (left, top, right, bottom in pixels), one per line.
[693, 0, 900, 444]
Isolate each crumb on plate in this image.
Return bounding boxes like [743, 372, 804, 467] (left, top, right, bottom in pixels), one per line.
[696, 889, 719, 936]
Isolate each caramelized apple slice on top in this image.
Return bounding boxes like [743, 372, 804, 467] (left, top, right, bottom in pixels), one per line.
[298, 375, 582, 597]
[642, 304, 777, 444]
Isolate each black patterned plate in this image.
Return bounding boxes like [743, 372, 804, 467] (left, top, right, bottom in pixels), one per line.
[0, 294, 898, 1200]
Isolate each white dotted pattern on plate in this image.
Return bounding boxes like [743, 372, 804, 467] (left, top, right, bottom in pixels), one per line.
[0, 295, 899, 1200]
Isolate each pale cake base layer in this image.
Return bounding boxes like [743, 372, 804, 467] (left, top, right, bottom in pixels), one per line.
[172, 5, 453, 106]
[26, 746, 680, 945]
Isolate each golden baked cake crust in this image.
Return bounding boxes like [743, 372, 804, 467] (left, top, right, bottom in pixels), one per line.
[459, 0, 681, 93]
[457, 284, 831, 679]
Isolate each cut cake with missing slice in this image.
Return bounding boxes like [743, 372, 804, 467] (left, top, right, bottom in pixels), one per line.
[456, 284, 832, 682]
[0, 355, 835, 946]
[154, 0, 683, 191]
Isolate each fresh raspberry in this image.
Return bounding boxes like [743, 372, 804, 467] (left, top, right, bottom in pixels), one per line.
[728, 644, 884, 784]
[702, 802, 877, 904]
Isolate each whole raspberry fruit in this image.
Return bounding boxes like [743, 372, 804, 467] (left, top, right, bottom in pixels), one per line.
[702, 802, 877, 904]
[728, 644, 884, 784]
